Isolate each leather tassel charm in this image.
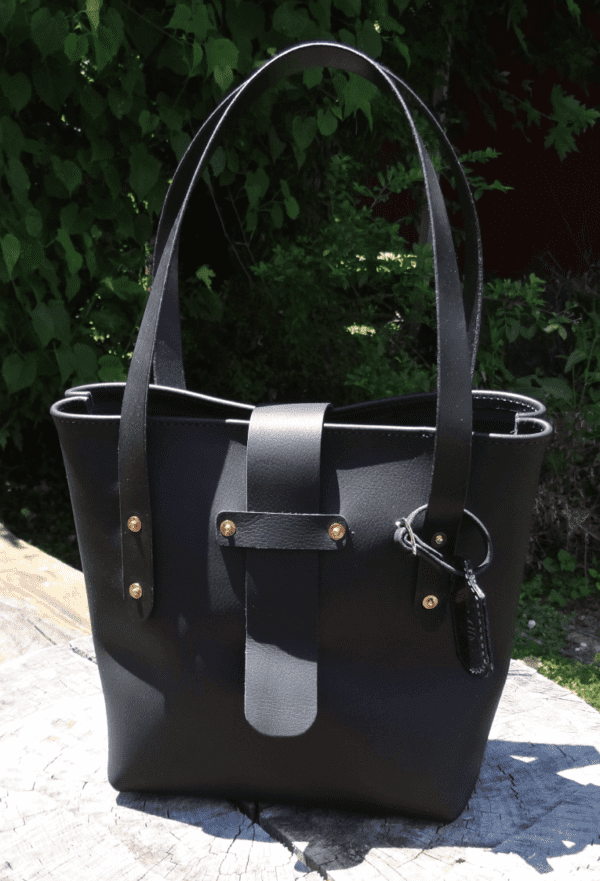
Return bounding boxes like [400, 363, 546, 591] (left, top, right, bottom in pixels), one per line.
[451, 559, 494, 678]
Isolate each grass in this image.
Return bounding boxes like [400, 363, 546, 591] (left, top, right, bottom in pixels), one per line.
[512, 598, 600, 712]
[1, 433, 599, 714]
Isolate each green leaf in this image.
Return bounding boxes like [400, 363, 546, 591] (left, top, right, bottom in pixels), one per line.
[98, 354, 126, 382]
[292, 115, 317, 151]
[357, 19, 382, 58]
[2, 352, 37, 394]
[47, 300, 71, 344]
[73, 343, 98, 380]
[245, 167, 269, 207]
[546, 85, 600, 160]
[108, 87, 132, 119]
[273, 1, 311, 37]
[170, 132, 191, 161]
[196, 265, 216, 290]
[343, 74, 377, 128]
[505, 318, 520, 343]
[284, 196, 299, 219]
[303, 68, 323, 89]
[55, 343, 75, 384]
[31, 8, 69, 59]
[56, 228, 83, 275]
[189, 4, 210, 40]
[31, 302, 55, 347]
[65, 274, 81, 301]
[81, 85, 104, 119]
[205, 37, 239, 73]
[565, 349, 587, 372]
[1, 234, 21, 277]
[213, 64, 233, 91]
[31, 59, 72, 112]
[86, 0, 103, 33]
[565, 0, 581, 24]
[25, 208, 43, 238]
[209, 146, 227, 176]
[93, 14, 123, 71]
[393, 35, 410, 68]
[539, 376, 573, 402]
[129, 145, 161, 200]
[51, 157, 82, 196]
[293, 144, 306, 170]
[0, 115, 24, 157]
[190, 41, 203, 73]
[280, 179, 291, 199]
[6, 156, 30, 200]
[334, 0, 361, 15]
[138, 110, 160, 136]
[63, 33, 78, 62]
[317, 108, 338, 136]
[0, 72, 32, 113]
[167, 4, 191, 29]
[558, 549, 577, 572]
[0, 0, 15, 31]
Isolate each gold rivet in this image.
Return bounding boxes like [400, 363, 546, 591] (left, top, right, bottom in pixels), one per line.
[423, 595, 439, 610]
[328, 522, 346, 541]
[432, 532, 446, 547]
[129, 583, 142, 599]
[220, 519, 236, 537]
[128, 516, 141, 533]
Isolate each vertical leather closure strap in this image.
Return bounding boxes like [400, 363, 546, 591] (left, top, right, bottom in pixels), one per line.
[244, 402, 330, 737]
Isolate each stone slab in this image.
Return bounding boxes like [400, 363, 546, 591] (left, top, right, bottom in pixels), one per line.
[259, 662, 600, 880]
[0, 524, 91, 664]
[0, 636, 320, 881]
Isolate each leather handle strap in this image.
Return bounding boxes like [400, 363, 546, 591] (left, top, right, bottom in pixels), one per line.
[150, 48, 483, 390]
[244, 403, 330, 736]
[118, 41, 473, 619]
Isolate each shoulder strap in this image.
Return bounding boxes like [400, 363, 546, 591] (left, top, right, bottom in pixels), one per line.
[119, 41, 473, 620]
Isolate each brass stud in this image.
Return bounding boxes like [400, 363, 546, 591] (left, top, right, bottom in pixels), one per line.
[432, 532, 446, 547]
[328, 522, 346, 541]
[423, 595, 439, 610]
[129, 583, 142, 599]
[220, 519, 236, 537]
[128, 516, 141, 533]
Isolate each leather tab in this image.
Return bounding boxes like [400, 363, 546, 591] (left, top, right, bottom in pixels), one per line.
[244, 402, 330, 737]
[451, 560, 494, 677]
[216, 511, 348, 550]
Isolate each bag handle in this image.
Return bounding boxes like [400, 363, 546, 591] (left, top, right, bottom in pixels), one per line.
[118, 41, 474, 620]
[150, 48, 483, 391]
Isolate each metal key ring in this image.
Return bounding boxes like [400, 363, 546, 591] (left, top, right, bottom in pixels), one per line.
[395, 504, 493, 578]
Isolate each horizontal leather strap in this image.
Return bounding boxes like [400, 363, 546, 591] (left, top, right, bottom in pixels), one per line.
[216, 512, 348, 550]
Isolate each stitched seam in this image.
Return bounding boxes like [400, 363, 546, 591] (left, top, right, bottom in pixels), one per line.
[53, 418, 550, 443]
[466, 560, 490, 675]
[474, 394, 537, 411]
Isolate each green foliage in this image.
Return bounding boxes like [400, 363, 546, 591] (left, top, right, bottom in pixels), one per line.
[520, 553, 600, 611]
[512, 594, 575, 658]
[0, 0, 597, 456]
[535, 656, 600, 713]
[0, 0, 599, 609]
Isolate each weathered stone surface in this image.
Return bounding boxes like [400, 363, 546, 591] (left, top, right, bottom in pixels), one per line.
[0, 524, 90, 664]
[259, 661, 600, 879]
[0, 638, 320, 881]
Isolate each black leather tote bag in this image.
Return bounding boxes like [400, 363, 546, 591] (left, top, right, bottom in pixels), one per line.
[51, 41, 552, 822]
